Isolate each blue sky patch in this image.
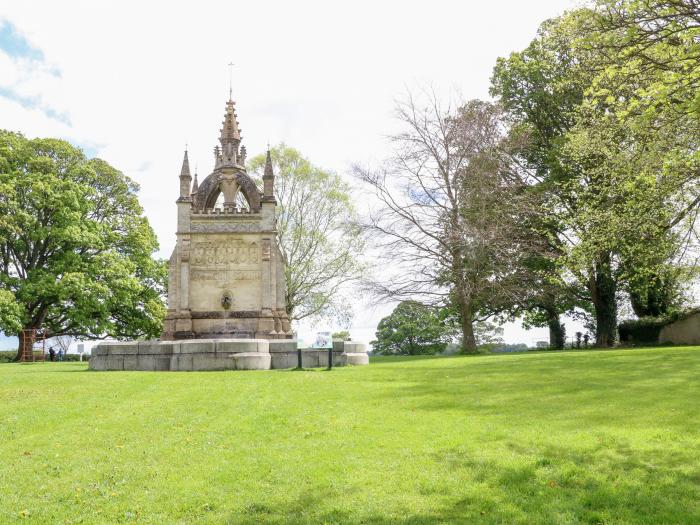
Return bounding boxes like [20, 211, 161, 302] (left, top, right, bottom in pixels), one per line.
[0, 86, 71, 125]
[0, 19, 44, 61]
[0, 334, 18, 350]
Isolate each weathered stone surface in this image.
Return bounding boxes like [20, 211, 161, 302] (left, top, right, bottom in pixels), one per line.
[123, 355, 140, 371]
[659, 312, 700, 345]
[89, 355, 108, 371]
[216, 339, 268, 354]
[96, 341, 139, 355]
[344, 352, 370, 366]
[91, 346, 110, 357]
[343, 342, 368, 354]
[104, 355, 124, 370]
[268, 340, 298, 353]
[136, 355, 156, 371]
[234, 352, 272, 370]
[270, 353, 299, 369]
[305, 350, 328, 368]
[161, 98, 292, 342]
[138, 341, 177, 355]
[191, 353, 235, 371]
[88, 339, 369, 371]
[170, 354, 193, 371]
[178, 339, 218, 354]
[154, 356, 171, 371]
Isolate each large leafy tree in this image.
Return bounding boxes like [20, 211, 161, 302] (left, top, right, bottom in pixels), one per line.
[561, 102, 699, 320]
[0, 131, 166, 360]
[492, 5, 700, 346]
[370, 301, 457, 355]
[585, 0, 700, 315]
[491, 14, 603, 343]
[249, 144, 365, 324]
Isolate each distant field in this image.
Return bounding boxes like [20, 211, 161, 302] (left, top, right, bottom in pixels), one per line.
[1, 347, 699, 524]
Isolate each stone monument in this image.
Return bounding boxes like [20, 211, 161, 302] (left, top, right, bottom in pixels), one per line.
[161, 98, 292, 340]
[90, 95, 369, 371]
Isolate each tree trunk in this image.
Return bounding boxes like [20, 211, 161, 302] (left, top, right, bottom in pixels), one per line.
[545, 307, 565, 350]
[590, 255, 617, 347]
[458, 299, 477, 353]
[15, 329, 28, 362]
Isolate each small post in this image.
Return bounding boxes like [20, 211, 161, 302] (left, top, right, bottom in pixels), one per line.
[328, 346, 333, 370]
[297, 346, 302, 369]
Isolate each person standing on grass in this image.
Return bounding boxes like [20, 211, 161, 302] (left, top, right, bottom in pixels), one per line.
[57, 348, 63, 362]
[48, 347, 56, 361]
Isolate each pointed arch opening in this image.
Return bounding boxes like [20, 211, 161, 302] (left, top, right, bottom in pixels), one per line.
[234, 190, 250, 211]
[214, 191, 225, 210]
[196, 170, 262, 213]
[205, 185, 251, 212]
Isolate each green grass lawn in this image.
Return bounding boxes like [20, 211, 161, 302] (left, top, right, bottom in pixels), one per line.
[1, 347, 699, 524]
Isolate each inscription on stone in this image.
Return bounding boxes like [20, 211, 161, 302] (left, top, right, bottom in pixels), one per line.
[192, 240, 259, 266]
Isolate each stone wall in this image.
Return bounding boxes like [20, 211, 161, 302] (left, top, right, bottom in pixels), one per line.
[658, 312, 700, 345]
[89, 339, 368, 371]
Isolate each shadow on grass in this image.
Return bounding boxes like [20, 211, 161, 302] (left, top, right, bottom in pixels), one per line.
[367, 349, 700, 412]
[2, 363, 89, 373]
[226, 440, 700, 524]
[370, 354, 466, 363]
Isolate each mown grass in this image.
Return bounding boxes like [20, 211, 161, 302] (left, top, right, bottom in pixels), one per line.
[1, 347, 699, 524]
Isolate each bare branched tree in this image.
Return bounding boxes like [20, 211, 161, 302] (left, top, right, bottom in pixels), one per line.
[354, 93, 546, 352]
[47, 335, 75, 356]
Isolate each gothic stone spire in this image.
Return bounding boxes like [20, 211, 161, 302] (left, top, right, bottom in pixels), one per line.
[217, 99, 243, 167]
[179, 149, 192, 198]
[264, 149, 274, 178]
[220, 99, 241, 144]
[262, 148, 275, 201]
[191, 170, 199, 195]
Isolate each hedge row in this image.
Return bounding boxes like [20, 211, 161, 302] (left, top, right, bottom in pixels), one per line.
[0, 350, 90, 363]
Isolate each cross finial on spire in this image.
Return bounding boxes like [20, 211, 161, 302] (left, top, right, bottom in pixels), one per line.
[227, 62, 235, 101]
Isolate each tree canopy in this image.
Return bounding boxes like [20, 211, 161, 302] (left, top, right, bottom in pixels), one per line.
[371, 301, 457, 355]
[490, 3, 700, 346]
[0, 131, 166, 359]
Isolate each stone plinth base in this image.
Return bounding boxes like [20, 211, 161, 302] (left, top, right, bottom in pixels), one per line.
[89, 339, 369, 371]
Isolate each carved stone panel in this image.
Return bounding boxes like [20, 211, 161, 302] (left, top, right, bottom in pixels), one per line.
[190, 221, 262, 233]
[188, 235, 263, 312]
[192, 240, 259, 267]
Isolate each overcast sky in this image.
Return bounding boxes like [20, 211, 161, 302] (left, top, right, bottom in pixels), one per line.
[0, 0, 580, 347]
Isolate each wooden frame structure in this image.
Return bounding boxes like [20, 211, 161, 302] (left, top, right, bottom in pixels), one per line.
[19, 329, 47, 363]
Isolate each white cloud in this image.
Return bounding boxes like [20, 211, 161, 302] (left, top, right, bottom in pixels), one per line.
[0, 0, 580, 345]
